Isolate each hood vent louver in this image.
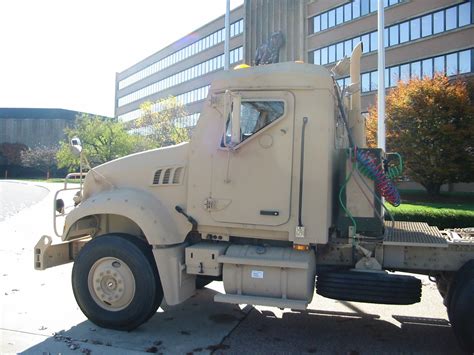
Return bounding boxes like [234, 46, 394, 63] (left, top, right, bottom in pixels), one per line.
[162, 168, 172, 184]
[173, 167, 183, 184]
[152, 166, 184, 185]
[152, 169, 162, 185]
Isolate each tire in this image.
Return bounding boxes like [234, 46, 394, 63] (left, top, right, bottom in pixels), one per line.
[72, 234, 163, 331]
[448, 260, 474, 353]
[317, 270, 421, 305]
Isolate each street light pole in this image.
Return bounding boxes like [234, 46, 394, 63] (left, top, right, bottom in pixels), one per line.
[377, 0, 386, 151]
[224, 0, 230, 70]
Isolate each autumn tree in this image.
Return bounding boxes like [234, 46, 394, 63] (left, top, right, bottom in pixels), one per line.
[21, 146, 58, 179]
[366, 74, 474, 195]
[130, 96, 190, 147]
[57, 113, 153, 170]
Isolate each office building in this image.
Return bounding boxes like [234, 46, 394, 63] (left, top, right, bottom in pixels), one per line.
[115, 0, 473, 125]
[115, 6, 244, 127]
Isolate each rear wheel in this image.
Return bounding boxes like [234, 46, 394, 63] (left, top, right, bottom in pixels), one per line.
[72, 234, 163, 331]
[448, 260, 474, 353]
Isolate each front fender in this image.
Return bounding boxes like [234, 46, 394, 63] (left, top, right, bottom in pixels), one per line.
[63, 188, 184, 245]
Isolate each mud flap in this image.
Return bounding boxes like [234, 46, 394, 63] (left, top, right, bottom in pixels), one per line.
[152, 243, 196, 305]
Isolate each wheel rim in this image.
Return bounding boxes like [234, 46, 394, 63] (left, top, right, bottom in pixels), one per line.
[87, 257, 136, 311]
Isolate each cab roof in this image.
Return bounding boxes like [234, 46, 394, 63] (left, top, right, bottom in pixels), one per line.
[210, 62, 333, 92]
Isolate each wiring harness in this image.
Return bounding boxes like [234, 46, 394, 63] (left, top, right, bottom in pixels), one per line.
[355, 148, 402, 207]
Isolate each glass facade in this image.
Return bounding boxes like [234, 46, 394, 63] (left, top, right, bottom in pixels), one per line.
[118, 19, 244, 90]
[175, 112, 201, 128]
[311, 0, 402, 34]
[118, 85, 210, 122]
[312, 1, 472, 66]
[337, 49, 473, 92]
[118, 47, 243, 107]
[128, 112, 201, 136]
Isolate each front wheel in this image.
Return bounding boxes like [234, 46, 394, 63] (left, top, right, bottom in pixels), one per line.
[72, 234, 163, 331]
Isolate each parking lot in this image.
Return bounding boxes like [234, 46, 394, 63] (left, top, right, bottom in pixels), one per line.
[0, 181, 464, 354]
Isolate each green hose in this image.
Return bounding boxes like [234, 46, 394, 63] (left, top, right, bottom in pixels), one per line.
[338, 154, 357, 241]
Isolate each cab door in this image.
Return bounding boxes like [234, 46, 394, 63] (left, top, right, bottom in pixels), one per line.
[210, 90, 294, 226]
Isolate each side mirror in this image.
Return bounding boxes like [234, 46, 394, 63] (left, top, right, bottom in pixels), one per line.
[70, 137, 82, 157]
[231, 95, 241, 145]
[55, 198, 65, 214]
[223, 91, 242, 147]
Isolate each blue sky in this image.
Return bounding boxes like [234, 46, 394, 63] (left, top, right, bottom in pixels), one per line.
[0, 0, 243, 117]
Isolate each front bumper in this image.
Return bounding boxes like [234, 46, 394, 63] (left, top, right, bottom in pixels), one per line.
[34, 235, 88, 270]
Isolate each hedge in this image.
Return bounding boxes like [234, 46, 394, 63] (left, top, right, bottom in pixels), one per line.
[386, 203, 474, 229]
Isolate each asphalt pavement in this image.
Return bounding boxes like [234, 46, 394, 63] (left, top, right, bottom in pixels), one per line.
[0, 181, 464, 354]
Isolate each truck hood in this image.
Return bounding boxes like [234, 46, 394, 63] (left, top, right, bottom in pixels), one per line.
[82, 142, 189, 200]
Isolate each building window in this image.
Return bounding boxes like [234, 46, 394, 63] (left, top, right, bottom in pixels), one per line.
[400, 22, 409, 43]
[344, 3, 352, 22]
[459, 50, 471, 73]
[353, 0, 361, 19]
[433, 10, 444, 34]
[314, 16, 321, 32]
[328, 9, 336, 27]
[389, 66, 399, 87]
[422, 59, 433, 78]
[361, 73, 370, 92]
[446, 53, 458, 76]
[311, 0, 401, 34]
[346, 49, 474, 93]
[321, 47, 328, 65]
[421, 15, 432, 37]
[370, 71, 378, 91]
[336, 6, 344, 24]
[459, 2, 471, 26]
[434, 56, 445, 74]
[445, 7, 457, 31]
[328, 45, 335, 63]
[400, 64, 410, 82]
[310, 1, 473, 67]
[389, 25, 399, 46]
[411, 62, 421, 78]
[410, 18, 421, 40]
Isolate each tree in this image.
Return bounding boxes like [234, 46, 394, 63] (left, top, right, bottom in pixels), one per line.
[57, 113, 154, 171]
[130, 96, 190, 147]
[21, 146, 58, 179]
[0, 143, 28, 166]
[366, 74, 474, 195]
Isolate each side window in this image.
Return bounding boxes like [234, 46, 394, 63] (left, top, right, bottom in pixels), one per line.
[224, 100, 285, 146]
[241, 101, 284, 138]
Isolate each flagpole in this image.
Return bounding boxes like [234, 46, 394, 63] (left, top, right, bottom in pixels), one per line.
[224, 0, 230, 70]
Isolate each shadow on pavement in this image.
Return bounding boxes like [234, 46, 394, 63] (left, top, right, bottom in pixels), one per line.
[20, 287, 247, 355]
[218, 306, 463, 354]
[19, 285, 464, 354]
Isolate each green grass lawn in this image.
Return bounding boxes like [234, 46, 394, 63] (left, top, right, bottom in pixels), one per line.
[387, 190, 474, 229]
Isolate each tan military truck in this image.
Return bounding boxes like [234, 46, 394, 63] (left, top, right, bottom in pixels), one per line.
[35, 44, 474, 352]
